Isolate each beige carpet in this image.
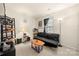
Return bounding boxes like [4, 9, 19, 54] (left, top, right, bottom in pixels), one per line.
[15, 41, 79, 56]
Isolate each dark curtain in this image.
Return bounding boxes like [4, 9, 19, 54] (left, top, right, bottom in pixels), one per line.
[44, 18, 49, 33]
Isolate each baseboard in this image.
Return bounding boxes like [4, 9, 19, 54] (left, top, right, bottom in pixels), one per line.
[62, 45, 79, 52]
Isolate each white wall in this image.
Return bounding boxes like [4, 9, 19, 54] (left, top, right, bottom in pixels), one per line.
[77, 12, 79, 50]
[61, 14, 78, 50]
[54, 6, 79, 50]
[37, 17, 44, 32]
[5, 4, 37, 39]
[50, 5, 79, 50]
[0, 3, 4, 15]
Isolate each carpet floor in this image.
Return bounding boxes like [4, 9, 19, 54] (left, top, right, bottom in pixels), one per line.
[15, 41, 79, 56]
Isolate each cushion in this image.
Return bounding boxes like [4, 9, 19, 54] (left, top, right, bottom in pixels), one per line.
[37, 32, 45, 37]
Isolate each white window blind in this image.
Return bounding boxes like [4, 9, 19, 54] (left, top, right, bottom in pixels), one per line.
[45, 18, 53, 33]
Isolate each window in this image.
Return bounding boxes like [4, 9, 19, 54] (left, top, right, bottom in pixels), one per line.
[44, 18, 53, 33]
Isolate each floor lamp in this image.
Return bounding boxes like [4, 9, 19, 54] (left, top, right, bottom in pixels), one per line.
[58, 18, 63, 47]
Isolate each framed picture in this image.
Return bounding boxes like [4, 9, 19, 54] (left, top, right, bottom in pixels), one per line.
[38, 21, 42, 27]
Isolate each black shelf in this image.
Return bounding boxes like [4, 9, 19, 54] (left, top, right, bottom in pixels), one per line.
[0, 15, 16, 41]
[0, 15, 16, 56]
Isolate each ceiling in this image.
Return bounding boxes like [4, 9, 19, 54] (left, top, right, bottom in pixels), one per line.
[5, 3, 76, 17]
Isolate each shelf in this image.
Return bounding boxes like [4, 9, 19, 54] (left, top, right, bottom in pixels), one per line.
[0, 15, 16, 43]
[3, 29, 15, 32]
[3, 35, 15, 37]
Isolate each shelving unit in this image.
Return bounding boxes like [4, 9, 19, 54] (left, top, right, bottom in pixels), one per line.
[0, 3, 16, 56]
[0, 15, 16, 42]
[0, 15, 16, 54]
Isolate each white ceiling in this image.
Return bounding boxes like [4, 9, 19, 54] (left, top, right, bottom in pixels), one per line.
[5, 3, 76, 16]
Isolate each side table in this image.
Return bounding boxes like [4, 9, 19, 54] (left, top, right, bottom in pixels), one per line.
[31, 39, 45, 53]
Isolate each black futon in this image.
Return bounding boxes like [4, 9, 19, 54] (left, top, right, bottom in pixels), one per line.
[34, 32, 60, 48]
